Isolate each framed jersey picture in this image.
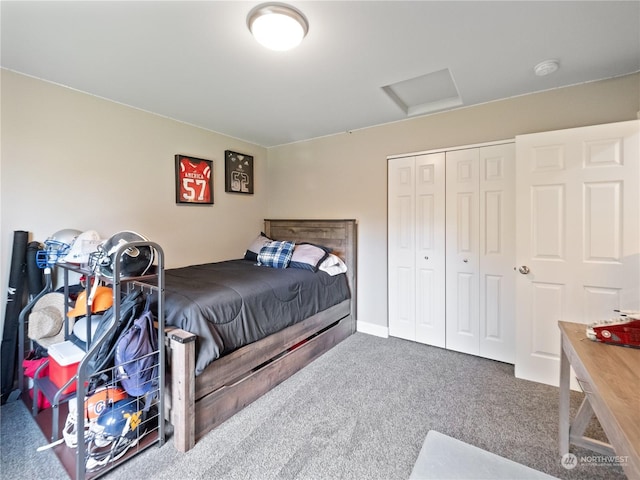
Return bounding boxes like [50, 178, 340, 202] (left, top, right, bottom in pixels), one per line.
[224, 150, 254, 194]
[175, 155, 213, 205]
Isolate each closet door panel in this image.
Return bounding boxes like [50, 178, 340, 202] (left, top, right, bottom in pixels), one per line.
[479, 144, 516, 363]
[446, 149, 480, 355]
[388, 157, 416, 340]
[415, 154, 446, 347]
[484, 274, 504, 338]
[391, 265, 416, 339]
[389, 141, 515, 359]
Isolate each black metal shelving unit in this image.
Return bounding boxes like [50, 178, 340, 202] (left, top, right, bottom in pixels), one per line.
[21, 241, 165, 479]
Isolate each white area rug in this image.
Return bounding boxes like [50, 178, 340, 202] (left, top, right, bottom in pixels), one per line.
[410, 430, 559, 480]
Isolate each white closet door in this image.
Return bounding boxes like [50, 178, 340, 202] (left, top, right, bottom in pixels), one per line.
[388, 156, 416, 341]
[415, 153, 446, 347]
[445, 148, 480, 354]
[515, 120, 640, 387]
[478, 144, 516, 363]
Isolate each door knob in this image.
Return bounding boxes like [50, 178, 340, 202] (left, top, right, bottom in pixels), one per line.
[518, 266, 530, 275]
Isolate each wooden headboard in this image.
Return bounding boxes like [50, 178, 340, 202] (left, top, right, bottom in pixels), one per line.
[264, 219, 357, 320]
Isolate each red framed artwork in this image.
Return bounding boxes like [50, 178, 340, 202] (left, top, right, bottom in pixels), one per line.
[175, 155, 214, 205]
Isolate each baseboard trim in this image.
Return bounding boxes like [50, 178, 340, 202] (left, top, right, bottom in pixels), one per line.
[356, 320, 389, 338]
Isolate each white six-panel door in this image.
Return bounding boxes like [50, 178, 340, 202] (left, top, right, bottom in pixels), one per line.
[445, 148, 481, 354]
[445, 144, 516, 363]
[388, 153, 446, 347]
[479, 145, 516, 362]
[515, 120, 640, 387]
[388, 156, 417, 341]
[415, 154, 446, 346]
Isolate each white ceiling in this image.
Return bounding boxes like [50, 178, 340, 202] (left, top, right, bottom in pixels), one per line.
[2, 1, 639, 147]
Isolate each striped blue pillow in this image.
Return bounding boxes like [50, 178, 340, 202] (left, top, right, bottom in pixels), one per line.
[257, 241, 295, 269]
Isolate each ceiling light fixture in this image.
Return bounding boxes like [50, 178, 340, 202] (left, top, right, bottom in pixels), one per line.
[247, 3, 309, 51]
[534, 59, 560, 76]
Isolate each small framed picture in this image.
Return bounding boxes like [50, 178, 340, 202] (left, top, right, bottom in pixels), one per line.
[225, 150, 254, 194]
[175, 155, 213, 205]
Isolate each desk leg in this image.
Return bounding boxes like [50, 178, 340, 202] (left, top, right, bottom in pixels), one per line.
[559, 340, 570, 456]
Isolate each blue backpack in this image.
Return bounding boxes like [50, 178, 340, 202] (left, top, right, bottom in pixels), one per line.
[114, 308, 158, 398]
[83, 289, 144, 393]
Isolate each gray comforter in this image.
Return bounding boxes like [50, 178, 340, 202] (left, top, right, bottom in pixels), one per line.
[161, 259, 350, 375]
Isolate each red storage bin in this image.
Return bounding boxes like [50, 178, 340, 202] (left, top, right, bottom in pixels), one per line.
[48, 341, 85, 394]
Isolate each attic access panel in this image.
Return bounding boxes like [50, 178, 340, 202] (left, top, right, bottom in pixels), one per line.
[383, 68, 462, 116]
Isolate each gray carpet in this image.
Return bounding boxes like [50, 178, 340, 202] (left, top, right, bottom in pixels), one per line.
[0, 333, 626, 480]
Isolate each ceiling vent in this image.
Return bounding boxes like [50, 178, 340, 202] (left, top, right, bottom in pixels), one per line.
[383, 68, 462, 116]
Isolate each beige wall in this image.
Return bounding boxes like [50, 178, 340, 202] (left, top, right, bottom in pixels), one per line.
[2, 70, 639, 335]
[266, 73, 640, 333]
[1, 70, 268, 318]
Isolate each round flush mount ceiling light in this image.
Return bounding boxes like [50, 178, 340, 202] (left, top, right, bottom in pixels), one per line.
[534, 59, 560, 76]
[247, 3, 309, 51]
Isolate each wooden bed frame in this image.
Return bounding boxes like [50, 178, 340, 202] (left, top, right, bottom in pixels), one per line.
[164, 219, 357, 452]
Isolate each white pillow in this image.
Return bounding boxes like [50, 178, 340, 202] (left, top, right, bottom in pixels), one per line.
[318, 254, 347, 276]
[247, 234, 272, 254]
[244, 233, 272, 261]
[289, 243, 329, 271]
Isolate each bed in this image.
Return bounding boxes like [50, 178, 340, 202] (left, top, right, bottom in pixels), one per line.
[163, 219, 357, 452]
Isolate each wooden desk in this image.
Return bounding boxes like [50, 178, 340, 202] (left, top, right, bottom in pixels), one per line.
[558, 321, 640, 479]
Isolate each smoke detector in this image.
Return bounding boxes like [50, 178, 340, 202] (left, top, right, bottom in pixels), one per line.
[534, 59, 559, 76]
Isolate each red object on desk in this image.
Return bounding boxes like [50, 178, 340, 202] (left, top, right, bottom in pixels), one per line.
[588, 318, 640, 347]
